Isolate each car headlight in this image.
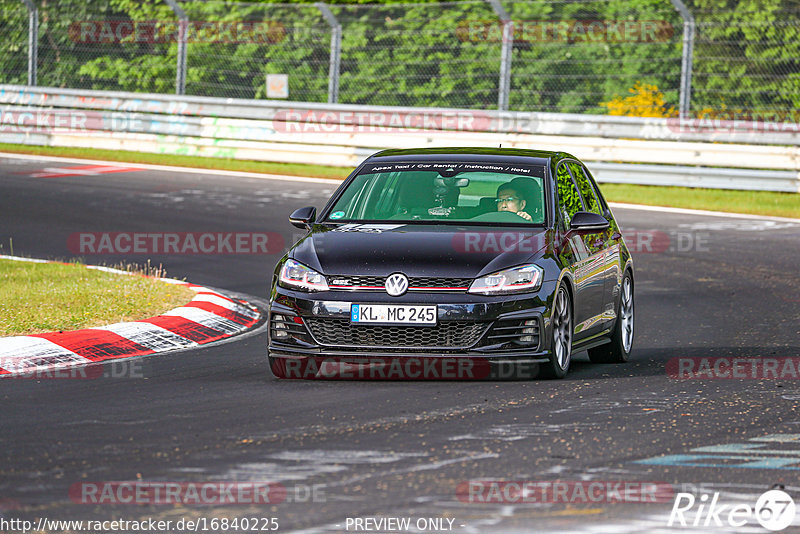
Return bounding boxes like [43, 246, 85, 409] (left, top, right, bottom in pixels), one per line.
[468, 264, 543, 295]
[279, 259, 329, 292]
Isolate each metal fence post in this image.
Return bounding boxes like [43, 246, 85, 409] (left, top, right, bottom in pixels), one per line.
[20, 0, 38, 86]
[670, 0, 695, 119]
[316, 3, 341, 104]
[164, 0, 187, 95]
[487, 0, 511, 111]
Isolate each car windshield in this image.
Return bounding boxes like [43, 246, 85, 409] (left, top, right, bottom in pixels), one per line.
[325, 161, 547, 225]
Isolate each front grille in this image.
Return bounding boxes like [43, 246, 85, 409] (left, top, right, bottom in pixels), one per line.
[305, 318, 487, 349]
[328, 275, 384, 288]
[410, 277, 472, 289]
[327, 275, 471, 291]
[484, 318, 541, 349]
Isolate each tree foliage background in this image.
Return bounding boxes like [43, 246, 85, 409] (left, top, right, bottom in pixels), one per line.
[0, 0, 797, 117]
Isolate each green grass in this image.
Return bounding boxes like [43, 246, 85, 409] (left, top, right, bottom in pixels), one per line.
[0, 143, 351, 180]
[0, 259, 195, 337]
[598, 183, 800, 219]
[1, 142, 798, 218]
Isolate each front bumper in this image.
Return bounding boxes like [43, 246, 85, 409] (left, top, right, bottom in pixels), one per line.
[267, 282, 556, 362]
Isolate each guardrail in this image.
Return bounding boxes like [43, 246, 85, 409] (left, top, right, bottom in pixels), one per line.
[1, 85, 799, 192]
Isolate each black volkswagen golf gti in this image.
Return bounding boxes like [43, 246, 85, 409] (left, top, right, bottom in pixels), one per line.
[268, 148, 634, 379]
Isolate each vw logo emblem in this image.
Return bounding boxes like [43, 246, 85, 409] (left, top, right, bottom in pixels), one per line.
[385, 273, 409, 296]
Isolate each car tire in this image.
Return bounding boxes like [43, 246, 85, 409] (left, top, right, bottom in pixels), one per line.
[542, 284, 573, 379]
[588, 271, 634, 364]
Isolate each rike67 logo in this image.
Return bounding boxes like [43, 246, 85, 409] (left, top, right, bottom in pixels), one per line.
[669, 490, 796, 531]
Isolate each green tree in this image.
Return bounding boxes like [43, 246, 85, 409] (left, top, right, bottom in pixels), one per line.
[0, 0, 795, 117]
[688, 0, 800, 116]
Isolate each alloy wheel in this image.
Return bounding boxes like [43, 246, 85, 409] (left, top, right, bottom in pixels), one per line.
[620, 276, 634, 353]
[552, 287, 572, 370]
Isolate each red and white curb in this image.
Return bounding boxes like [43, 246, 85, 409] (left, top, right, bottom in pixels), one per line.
[0, 256, 261, 377]
[27, 164, 143, 179]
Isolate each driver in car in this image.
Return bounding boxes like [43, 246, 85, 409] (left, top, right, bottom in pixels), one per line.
[496, 182, 532, 221]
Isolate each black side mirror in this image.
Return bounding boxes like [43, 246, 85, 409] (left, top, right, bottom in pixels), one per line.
[289, 206, 316, 229]
[569, 211, 609, 234]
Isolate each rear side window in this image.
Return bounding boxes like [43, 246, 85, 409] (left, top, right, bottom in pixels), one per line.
[567, 162, 602, 215]
[556, 162, 583, 228]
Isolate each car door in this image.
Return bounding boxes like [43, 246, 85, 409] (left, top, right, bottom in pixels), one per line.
[566, 161, 617, 331]
[555, 161, 605, 340]
[581, 163, 626, 323]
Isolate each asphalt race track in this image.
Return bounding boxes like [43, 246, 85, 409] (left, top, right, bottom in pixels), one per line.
[2, 155, 800, 533]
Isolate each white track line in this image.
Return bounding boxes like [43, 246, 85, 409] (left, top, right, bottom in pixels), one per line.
[2, 151, 797, 221]
[608, 202, 800, 223]
[0, 151, 343, 184]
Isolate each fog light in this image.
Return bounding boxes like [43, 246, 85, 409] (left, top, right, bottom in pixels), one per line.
[271, 314, 290, 339]
[520, 319, 538, 342]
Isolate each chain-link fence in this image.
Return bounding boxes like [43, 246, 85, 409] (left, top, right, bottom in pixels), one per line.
[180, 2, 331, 101]
[1, 0, 798, 118]
[0, 1, 30, 85]
[334, 1, 502, 109]
[691, 2, 800, 120]
[502, 0, 682, 115]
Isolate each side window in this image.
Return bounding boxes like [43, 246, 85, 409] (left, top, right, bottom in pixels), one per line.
[582, 164, 608, 213]
[329, 173, 372, 219]
[567, 162, 602, 215]
[556, 162, 583, 228]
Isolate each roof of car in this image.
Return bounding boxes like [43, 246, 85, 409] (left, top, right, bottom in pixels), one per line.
[368, 147, 573, 166]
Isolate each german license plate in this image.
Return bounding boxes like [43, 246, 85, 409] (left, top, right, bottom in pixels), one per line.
[350, 304, 437, 325]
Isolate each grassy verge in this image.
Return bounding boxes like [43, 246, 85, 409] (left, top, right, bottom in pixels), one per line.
[1, 142, 798, 218]
[0, 142, 351, 180]
[0, 259, 195, 337]
[598, 183, 800, 219]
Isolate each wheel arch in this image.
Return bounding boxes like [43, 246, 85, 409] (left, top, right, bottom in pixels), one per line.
[622, 259, 634, 286]
[556, 268, 575, 314]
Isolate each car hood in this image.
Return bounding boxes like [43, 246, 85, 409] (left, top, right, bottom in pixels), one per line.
[290, 223, 550, 279]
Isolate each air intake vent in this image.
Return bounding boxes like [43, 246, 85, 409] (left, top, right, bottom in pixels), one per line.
[485, 318, 540, 349]
[305, 318, 487, 349]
